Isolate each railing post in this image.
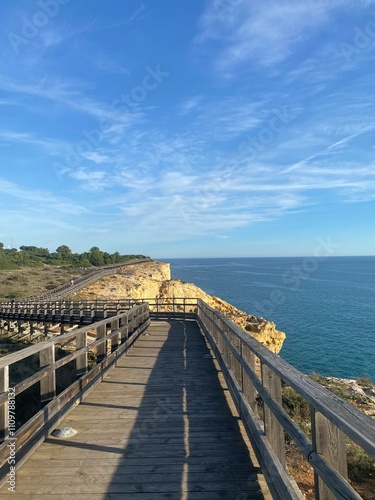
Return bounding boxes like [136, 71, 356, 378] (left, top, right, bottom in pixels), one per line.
[311, 409, 348, 500]
[0, 366, 9, 441]
[121, 315, 128, 342]
[242, 345, 257, 412]
[261, 363, 286, 469]
[238, 339, 244, 391]
[90, 302, 95, 322]
[39, 346, 56, 404]
[76, 331, 88, 377]
[79, 302, 84, 323]
[29, 321, 34, 338]
[111, 318, 120, 352]
[96, 324, 107, 362]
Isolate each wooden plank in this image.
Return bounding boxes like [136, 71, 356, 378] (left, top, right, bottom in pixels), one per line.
[76, 331, 88, 377]
[0, 319, 149, 483]
[111, 318, 120, 352]
[311, 409, 350, 500]
[199, 318, 300, 499]
[96, 324, 107, 362]
[39, 346, 56, 403]
[0, 320, 271, 499]
[261, 363, 286, 470]
[197, 300, 375, 457]
[0, 307, 145, 369]
[0, 367, 9, 441]
[242, 344, 257, 412]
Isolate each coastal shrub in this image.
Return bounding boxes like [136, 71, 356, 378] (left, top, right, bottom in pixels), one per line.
[347, 441, 375, 483]
[282, 386, 311, 437]
[356, 376, 374, 387]
[309, 372, 352, 399]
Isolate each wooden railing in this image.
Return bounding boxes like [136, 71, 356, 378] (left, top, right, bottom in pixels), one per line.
[0, 299, 141, 327]
[0, 303, 150, 487]
[0, 298, 199, 328]
[25, 257, 152, 301]
[1, 297, 374, 498]
[196, 299, 375, 500]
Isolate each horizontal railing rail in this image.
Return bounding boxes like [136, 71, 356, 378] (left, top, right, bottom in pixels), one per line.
[22, 257, 152, 301]
[196, 299, 375, 500]
[1, 296, 373, 498]
[0, 302, 150, 488]
[0, 298, 199, 328]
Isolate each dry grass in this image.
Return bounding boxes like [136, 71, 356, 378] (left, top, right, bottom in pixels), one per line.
[0, 265, 83, 301]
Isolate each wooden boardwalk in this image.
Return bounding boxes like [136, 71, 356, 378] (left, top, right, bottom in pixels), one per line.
[1, 320, 270, 499]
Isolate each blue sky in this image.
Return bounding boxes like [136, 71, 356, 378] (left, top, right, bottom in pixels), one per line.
[1, 0, 375, 258]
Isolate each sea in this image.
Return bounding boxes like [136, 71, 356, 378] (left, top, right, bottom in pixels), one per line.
[162, 257, 375, 381]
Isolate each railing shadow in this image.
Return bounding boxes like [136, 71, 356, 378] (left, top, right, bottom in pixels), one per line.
[107, 319, 264, 498]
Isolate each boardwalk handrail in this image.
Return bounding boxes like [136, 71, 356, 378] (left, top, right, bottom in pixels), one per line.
[0, 298, 199, 328]
[197, 299, 375, 500]
[0, 303, 150, 487]
[22, 257, 152, 301]
[1, 297, 374, 498]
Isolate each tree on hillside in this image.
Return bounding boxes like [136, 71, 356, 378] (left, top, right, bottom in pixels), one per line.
[56, 245, 72, 259]
[88, 246, 105, 266]
[20, 246, 49, 257]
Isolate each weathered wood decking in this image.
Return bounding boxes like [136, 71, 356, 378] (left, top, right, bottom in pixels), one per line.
[1, 320, 270, 499]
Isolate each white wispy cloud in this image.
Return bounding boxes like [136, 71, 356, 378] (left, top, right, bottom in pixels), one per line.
[0, 130, 67, 151]
[0, 178, 88, 216]
[94, 54, 130, 75]
[98, 5, 146, 30]
[81, 152, 113, 164]
[196, 0, 375, 71]
[0, 74, 143, 127]
[179, 96, 203, 116]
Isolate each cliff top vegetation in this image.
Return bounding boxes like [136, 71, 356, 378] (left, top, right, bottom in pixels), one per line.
[0, 242, 147, 270]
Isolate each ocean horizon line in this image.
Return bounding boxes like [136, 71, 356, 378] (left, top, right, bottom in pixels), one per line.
[155, 255, 375, 260]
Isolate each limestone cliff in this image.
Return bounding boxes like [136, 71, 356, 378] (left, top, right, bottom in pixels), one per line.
[74, 260, 286, 354]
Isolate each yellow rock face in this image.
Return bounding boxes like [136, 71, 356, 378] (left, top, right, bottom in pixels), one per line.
[75, 260, 285, 354]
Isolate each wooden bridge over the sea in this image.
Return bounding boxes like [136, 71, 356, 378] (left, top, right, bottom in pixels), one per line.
[0, 297, 374, 497]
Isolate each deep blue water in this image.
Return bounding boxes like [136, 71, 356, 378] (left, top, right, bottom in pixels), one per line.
[163, 257, 375, 381]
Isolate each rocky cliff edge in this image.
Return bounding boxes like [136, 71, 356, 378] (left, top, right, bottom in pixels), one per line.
[74, 260, 286, 354]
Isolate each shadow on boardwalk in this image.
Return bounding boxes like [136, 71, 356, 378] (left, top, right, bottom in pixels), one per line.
[106, 320, 267, 499]
[2, 320, 269, 499]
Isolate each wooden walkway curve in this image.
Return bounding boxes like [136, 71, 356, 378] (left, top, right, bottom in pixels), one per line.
[0, 320, 270, 499]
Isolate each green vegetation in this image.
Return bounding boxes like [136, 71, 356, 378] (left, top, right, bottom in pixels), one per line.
[0, 242, 147, 270]
[0, 266, 81, 301]
[282, 376, 375, 487]
[0, 243, 148, 300]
